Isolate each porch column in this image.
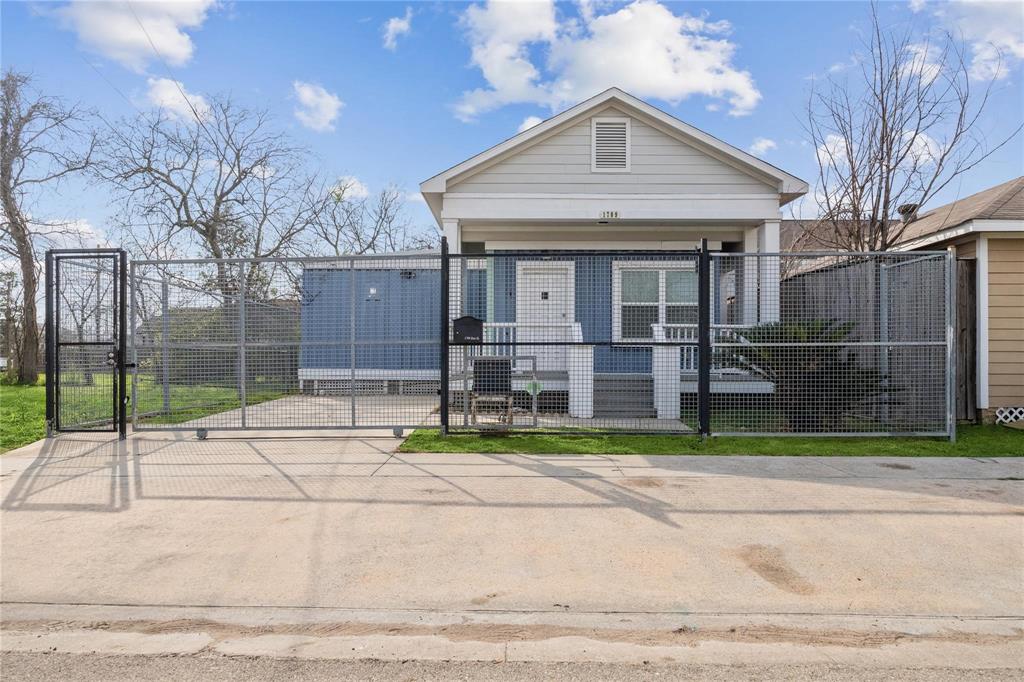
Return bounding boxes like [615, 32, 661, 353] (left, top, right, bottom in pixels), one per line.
[442, 218, 461, 254]
[742, 227, 759, 325]
[759, 220, 780, 322]
[653, 345, 681, 420]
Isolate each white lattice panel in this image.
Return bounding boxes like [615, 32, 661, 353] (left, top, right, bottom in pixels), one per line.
[995, 407, 1024, 425]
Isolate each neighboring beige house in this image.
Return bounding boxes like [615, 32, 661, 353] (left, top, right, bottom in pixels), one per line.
[894, 178, 1024, 424]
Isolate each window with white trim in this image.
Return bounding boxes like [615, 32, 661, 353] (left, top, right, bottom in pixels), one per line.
[612, 262, 698, 341]
[592, 117, 631, 172]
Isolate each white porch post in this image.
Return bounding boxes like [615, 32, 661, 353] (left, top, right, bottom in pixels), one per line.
[759, 220, 780, 322]
[653, 326, 680, 420]
[442, 218, 461, 254]
[568, 324, 593, 418]
[742, 227, 759, 325]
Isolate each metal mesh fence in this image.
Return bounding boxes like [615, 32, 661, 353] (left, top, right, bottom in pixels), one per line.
[446, 250, 952, 437]
[445, 252, 700, 432]
[709, 252, 951, 436]
[49, 253, 121, 432]
[130, 254, 442, 431]
[122, 248, 952, 438]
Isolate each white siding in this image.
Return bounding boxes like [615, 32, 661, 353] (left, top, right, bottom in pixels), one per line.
[448, 110, 775, 195]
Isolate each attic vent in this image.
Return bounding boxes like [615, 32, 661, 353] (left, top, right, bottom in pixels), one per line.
[592, 117, 630, 172]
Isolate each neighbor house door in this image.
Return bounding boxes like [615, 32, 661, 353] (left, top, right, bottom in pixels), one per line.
[515, 262, 574, 373]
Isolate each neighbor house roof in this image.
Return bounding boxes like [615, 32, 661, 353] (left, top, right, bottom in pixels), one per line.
[896, 176, 1024, 247]
[779, 177, 1024, 253]
[419, 87, 808, 222]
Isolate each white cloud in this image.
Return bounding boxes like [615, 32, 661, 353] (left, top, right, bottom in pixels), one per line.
[146, 77, 209, 121]
[334, 176, 369, 200]
[816, 133, 849, 166]
[383, 7, 413, 50]
[517, 115, 544, 132]
[455, 0, 761, 121]
[944, 1, 1024, 81]
[904, 131, 943, 166]
[904, 42, 942, 84]
[54, 0, 217, 73]
[406, 191, 426, 204]
[909, 0, 927, 13]
[747, 137, 777, 156]
[292, 81, 344, 132]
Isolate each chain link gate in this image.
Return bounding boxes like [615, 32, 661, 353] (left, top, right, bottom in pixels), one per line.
[45, 249, 128, 438]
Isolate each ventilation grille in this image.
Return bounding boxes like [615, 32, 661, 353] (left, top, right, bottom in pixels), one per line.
[593, 120, 629, 170]
[313, 379, 387, 395]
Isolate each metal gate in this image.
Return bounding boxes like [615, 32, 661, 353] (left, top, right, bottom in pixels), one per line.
[128, 253, 442, 432]
[45, 249, 128, 438]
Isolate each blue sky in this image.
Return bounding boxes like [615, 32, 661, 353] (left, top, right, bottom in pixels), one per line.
[3, 0, 1023, 241]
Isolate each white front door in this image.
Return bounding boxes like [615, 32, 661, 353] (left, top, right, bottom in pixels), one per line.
[515, 262, 574, 373]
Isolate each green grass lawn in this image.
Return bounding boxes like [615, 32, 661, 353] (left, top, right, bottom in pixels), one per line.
[400, 425, 1024, 457]
[6, 376, 1021, 458]
[0, 375, 285, 453]
[0, 379, 46, 453]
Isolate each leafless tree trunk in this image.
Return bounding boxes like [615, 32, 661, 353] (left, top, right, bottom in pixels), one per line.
[0, 70, 96, 384]
[798, 3, 1020, 251]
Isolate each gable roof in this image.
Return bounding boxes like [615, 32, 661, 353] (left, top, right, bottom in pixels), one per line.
[419, 87, 808, 220]
[896, 176, 1024, 245]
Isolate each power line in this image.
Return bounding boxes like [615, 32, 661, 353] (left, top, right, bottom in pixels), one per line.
[123, 0, 216, 140]
[78, 54, 142, 115]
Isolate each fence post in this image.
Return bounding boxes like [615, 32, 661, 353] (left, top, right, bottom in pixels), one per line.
[946, 248, 957, 443]
[237, 262, 247, 429]
[440, 237, 450, 435]
[118, 250, 128, 440]
[697, 239, 711, 438]
[349, 257, 357, 427]
[161, 278, 171, 416]
[44, 251, 55, 437]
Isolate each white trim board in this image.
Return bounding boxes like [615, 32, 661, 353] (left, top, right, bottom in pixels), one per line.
[895, 219, 1024, 250]
[448, 192, 780, 200]
[977, 236, 990, 410]
[482, 240, 723, 251]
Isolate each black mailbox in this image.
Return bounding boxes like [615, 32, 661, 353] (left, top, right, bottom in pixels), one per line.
[452, 315, 484, 344]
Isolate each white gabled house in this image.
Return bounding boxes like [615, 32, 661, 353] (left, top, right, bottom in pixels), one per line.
[416, 88, 808, 421]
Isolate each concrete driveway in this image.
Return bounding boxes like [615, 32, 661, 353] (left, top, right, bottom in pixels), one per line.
[1, 431, 1022, 670]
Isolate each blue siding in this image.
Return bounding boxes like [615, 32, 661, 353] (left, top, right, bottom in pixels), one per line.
[300, 256, 704, 375]
[300, 267, 441, 371]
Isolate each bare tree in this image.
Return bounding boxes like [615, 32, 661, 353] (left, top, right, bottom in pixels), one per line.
[800, 4, 1020, 251]
[0, 70, 96, 384]
[98, 96, 321, 297]
[307, 179, 434, 256]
